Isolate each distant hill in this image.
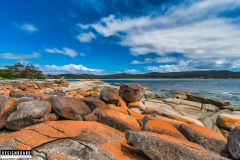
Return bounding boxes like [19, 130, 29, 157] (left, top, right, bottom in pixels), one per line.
[46, 70, 240, 79]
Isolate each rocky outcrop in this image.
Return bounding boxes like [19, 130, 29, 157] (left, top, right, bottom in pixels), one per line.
[0, 80, 239, 159]
[10, 90, 39, 98]
[100, 87, 120, 105]
[227, 126, 240, 159]
[0, 121, 146, 160]
[82, 97, 107, 111]
[125, 130, 228, 160]
[142, 117, 186, 139]
[5, 100, 53, 130]
[119, 84, 145, 103]
[144, 107, 204, 126]
[50, 96, 91, 120]
[94, 108, 141, 132]
[0, 96, 18, 129]
[217, 113, 240, 130]
[178, 124, 227, 155]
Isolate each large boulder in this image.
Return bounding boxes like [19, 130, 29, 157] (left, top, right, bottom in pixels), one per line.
[82, 97, 107, 111]
[227, 126, 240, 159]
[125, 130, 228, 160]
[119, 84, 145, 103]
[0, 121, 146, 160]
[0, 96, 18, 129]
[100, 87, 120, 105]
[5, 100, 53, 130]
[94, 108, 141, 132]
[142, 118, 186, 139]
[178, 124, 227, 155]
[50, 96, 91, 120]
[217, 113, 240, 130]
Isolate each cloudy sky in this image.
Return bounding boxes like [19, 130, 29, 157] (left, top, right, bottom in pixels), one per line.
[0, 0, 240, 74]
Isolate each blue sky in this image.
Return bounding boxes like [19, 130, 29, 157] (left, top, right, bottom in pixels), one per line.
[0, 0, 240, 74]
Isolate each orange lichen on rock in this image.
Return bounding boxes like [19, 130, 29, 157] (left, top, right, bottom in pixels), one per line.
[145, 107, 200, 125]
[179, 123, 227, 154]
[107, 104, 129, 114]
[127, 109, 144, 121]
[0, 121, 145, 159]
[49, 154, 75, 160]
[94, 108, 141, 132]
[84, 112, 98, 121]
[143, 118, 186, 139]
[180, 124, 226, 141]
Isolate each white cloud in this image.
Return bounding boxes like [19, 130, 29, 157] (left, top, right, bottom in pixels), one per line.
[77, 32, 96, 42]
[145, 60, 189, 72]
[145, 58, 240, 73]
[131, 57, 177, 64]
[0, 52, 40, 60]
[125, 69, 142, 74]
[45, 47, 79, 58]
[78, 0, 240, 70]
[44, 64, 104, 74]
[17, 23, 38, 33]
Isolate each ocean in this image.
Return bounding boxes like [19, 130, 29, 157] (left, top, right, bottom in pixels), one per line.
[67, 79, 240, 107]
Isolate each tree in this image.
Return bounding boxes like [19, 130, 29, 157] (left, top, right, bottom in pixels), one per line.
[0, 63, 45, 79]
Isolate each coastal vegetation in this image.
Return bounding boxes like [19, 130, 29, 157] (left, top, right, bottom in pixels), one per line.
[0, 63, 45, 79]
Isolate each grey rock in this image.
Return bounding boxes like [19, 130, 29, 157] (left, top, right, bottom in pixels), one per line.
[100, 87, 120, 105]
[0, 96, 18, 129]
[125, 130, 228, 160]
[10, 90, 38, 98]
[82, 97, 107, 111]
[227, 126, 240, 159]
[178, 124, 228, 155]
[6, 100, 52, 130]
[50, 96, 91, 120]
[32, 138, 115, 160]
[119, 84, 145, 103]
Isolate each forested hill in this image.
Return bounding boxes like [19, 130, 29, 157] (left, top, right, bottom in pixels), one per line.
[46, 70, 240, 79]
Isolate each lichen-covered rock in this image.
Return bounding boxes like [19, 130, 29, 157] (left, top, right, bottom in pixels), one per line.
[144, 107, 204, 126]
[164, 98, 202, 109]
[50, 96, 91, 120]
[5, 100, 52, 130]
[128, 100, 145, 110]
[119, 84, 145, 103]
[227, 126, 240, 159]
[100, 87, 120, 105]
[125, 130, 228, 160]
[143, 118, 186, 139]
[10, 90, 38, 98]
[178, 124, 228, 155]
[0, 96, 18, 129]
[94, 108, 141, 132]
[82, 97, 107, 111]
[0, 121, 146, 160]
[172, 104, 203, 119]
[217, 113, 240, 130]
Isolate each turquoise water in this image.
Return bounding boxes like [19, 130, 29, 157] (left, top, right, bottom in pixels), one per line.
[67, 79, 240, 107]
